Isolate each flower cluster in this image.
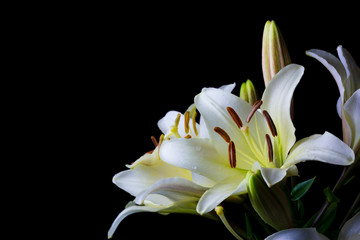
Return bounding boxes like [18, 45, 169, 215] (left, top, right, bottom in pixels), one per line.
[108, 21, 360, 240]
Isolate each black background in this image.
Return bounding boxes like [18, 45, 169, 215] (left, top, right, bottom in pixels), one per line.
[67, 5, 360, 240]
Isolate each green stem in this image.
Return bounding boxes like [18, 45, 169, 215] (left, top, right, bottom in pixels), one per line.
[339, 191, 360, 229]
[311, 150, 360, 227]
[215, 206, 248, 240]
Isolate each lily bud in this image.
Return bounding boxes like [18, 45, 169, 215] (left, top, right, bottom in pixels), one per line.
[246, 171, 294, 231]
[262, 20, 291, 86]
[240, 79, 258, 106]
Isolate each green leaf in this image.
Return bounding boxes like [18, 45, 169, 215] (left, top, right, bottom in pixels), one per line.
[323, 187, 340, 204]
[244, 213, 253, 238]
[317, 202, 338, 234]
[291, 177, 316, 201]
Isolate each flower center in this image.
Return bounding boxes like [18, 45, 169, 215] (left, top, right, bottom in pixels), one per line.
[214, 101, 280, 169]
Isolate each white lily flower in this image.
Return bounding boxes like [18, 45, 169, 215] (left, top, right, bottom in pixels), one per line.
[160, 64, 355, 214]
[264, 211, 360, 240]
[109, 84, 236, 238]
[307, 46, 360, 153]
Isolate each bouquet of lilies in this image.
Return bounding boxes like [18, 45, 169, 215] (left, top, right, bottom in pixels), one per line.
[108, 21, 360, 240]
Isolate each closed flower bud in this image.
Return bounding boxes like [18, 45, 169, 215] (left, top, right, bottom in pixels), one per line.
[262, 20, 291, 86]
[240, 79, 258, 106]
[246, 171, 294, 231]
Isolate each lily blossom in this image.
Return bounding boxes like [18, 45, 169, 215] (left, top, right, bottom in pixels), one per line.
[307, 46, 360, 153]
[108, 118, 209, 238]
[264, 211, 360, 240]
[160, 64, 355, 214]
[109, 84, 236, 238]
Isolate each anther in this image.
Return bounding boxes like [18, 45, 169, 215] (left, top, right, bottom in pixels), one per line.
[214, 127, 231, 143]
[185, 134, 192, 139]
[151, 136, 158, 147]
[228, 141, 236, 168]
[226, 106, 243, 128]
[174, 113, 181, 127]
[246, 100, 263, 123]
[192, 110, 198, 137]
[184, 111, 190, 134]
[265, 134, 273, 163]
[262, 110, 278, 137]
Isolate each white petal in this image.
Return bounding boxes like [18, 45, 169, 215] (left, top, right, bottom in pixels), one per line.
[160, 138, 240, 182]
[195, 87, 269, 169]
[134, 177, 207, 205]
[306, 49, 346, 103]
[338, 212, 360, 240]
[158, 111, 179, 135]
[219, 82, 236, 92]
[283, 132, 355, 169]
[197, 173, 247, 214]
[265, 228, 329, 240]
[261, 64, 304, 161]
[337, 45, 360, 99]
[108, 203, 166, 238]
[343, 89, 360, 152]
[260, 166, 287, 187]
[114, 153, 192, 197]
[112, 167, 158, 197]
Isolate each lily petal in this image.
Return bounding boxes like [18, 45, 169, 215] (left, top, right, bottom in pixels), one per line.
[337, 46, 360, 100]
[108, 203, 167, 239]
[306, 49, 346, 103]
[256, 162, 287, 187]
[113, 152, 191, 197]
[264, 228, 329, 240]
[283, 132, 355, 169]
[343, 89, 360, 152]
[338, 212, 360, 240]
[197, 173, 247, 214]
[134, 177, 208, 205]
[160, 138, 240, 182]
[195, 87, 269, 169]
[261, 64, 304, 161]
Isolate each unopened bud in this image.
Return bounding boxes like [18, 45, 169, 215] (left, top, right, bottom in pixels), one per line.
[240, 79, 258, 106]
[262, 20, 291, 86]
[246, 171, 294, 231]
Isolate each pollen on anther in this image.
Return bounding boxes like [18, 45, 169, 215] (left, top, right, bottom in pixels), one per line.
[263, 110, 278, 137]
[227, 106, 243, 128]
[265, 134, 273, 163]
[214, 127, 231, 143]
[228, 141, 236, 168]
[151, 136, 158, 147]
[184, 111, 190, 134]
[192, 110, 198, 137]
[185, 134, 192, 139]
[246, 100, 263, 123]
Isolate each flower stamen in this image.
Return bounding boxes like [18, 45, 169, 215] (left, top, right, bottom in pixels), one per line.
[151, 136, 158, 147]
[227, 106, 243, 128]
[185, 134, 192, 139]
[246, 100, 263, 123]
[262, 110, 278, 137]
[228, 141, 237, 168]
[214, 127, 231, 143]
[184, 111, 190, 134]
[265, 134, 273, 163]
[192, 110, 198, 137]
